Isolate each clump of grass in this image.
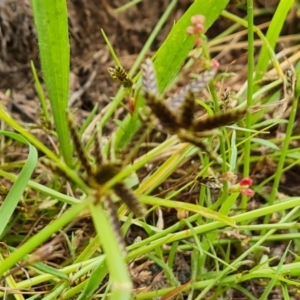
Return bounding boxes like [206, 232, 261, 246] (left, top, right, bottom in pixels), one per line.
[1, 0, 300, 300]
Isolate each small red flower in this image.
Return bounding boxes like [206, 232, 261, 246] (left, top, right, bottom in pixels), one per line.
[239, 177, 253, 187]
[228, 177, 254, 197]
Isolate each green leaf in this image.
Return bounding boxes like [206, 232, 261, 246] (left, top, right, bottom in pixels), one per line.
[30, 0, 72, 165]
[142, 195, 237, 228]
[154, 0, 230, 92]
[76, 260, 108, 300]
[255, 0, 294, 80]
[0, 131, 37, 239]
[88, 202, 132, 300]
[295, 70, 300, 99]
[32, 262, 69, 281]
[251, 137, 280, 150]
[251, 118, 288, 129]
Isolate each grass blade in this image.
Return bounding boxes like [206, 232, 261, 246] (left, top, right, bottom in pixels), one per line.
[154, 0, 229, 92]
[0, 132, 37, 238]
[88, 201, 132, 300]
[255, 0, 294, 81]
[30, 0, 72, 166]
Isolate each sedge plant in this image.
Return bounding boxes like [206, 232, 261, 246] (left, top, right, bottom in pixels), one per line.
[1, 0, 300, 300]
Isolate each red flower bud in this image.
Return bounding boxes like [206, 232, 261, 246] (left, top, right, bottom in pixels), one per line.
[239, 178, 253, 187]
[194, 23, 204, 33]
[211, 59, 220, 70]
[241, 189, 255, 196]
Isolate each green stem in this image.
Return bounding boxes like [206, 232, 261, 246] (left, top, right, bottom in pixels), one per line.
[241, 0, 254, 213]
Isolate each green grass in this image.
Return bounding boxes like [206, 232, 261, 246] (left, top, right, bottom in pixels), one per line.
[1, 0, 300, 299]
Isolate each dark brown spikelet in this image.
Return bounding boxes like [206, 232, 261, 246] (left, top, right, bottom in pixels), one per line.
[108, 66, 133, 88]
[220, 88, 232, 111]
[94, 131, 103, 167]
[179, 91, 196, 128]
[68, 114, 94, 178]
[191, 107, 247, 132]
[197, 176, 223, 189]
[144, 92, 180, 133]
[283, 68, 295, 97]
[91, 163, 122, 187]
[142, 58, 159, 96]
[114, 183, 146, 218]
[101, 194, 127, 255]
[166, 68, 217, 110]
